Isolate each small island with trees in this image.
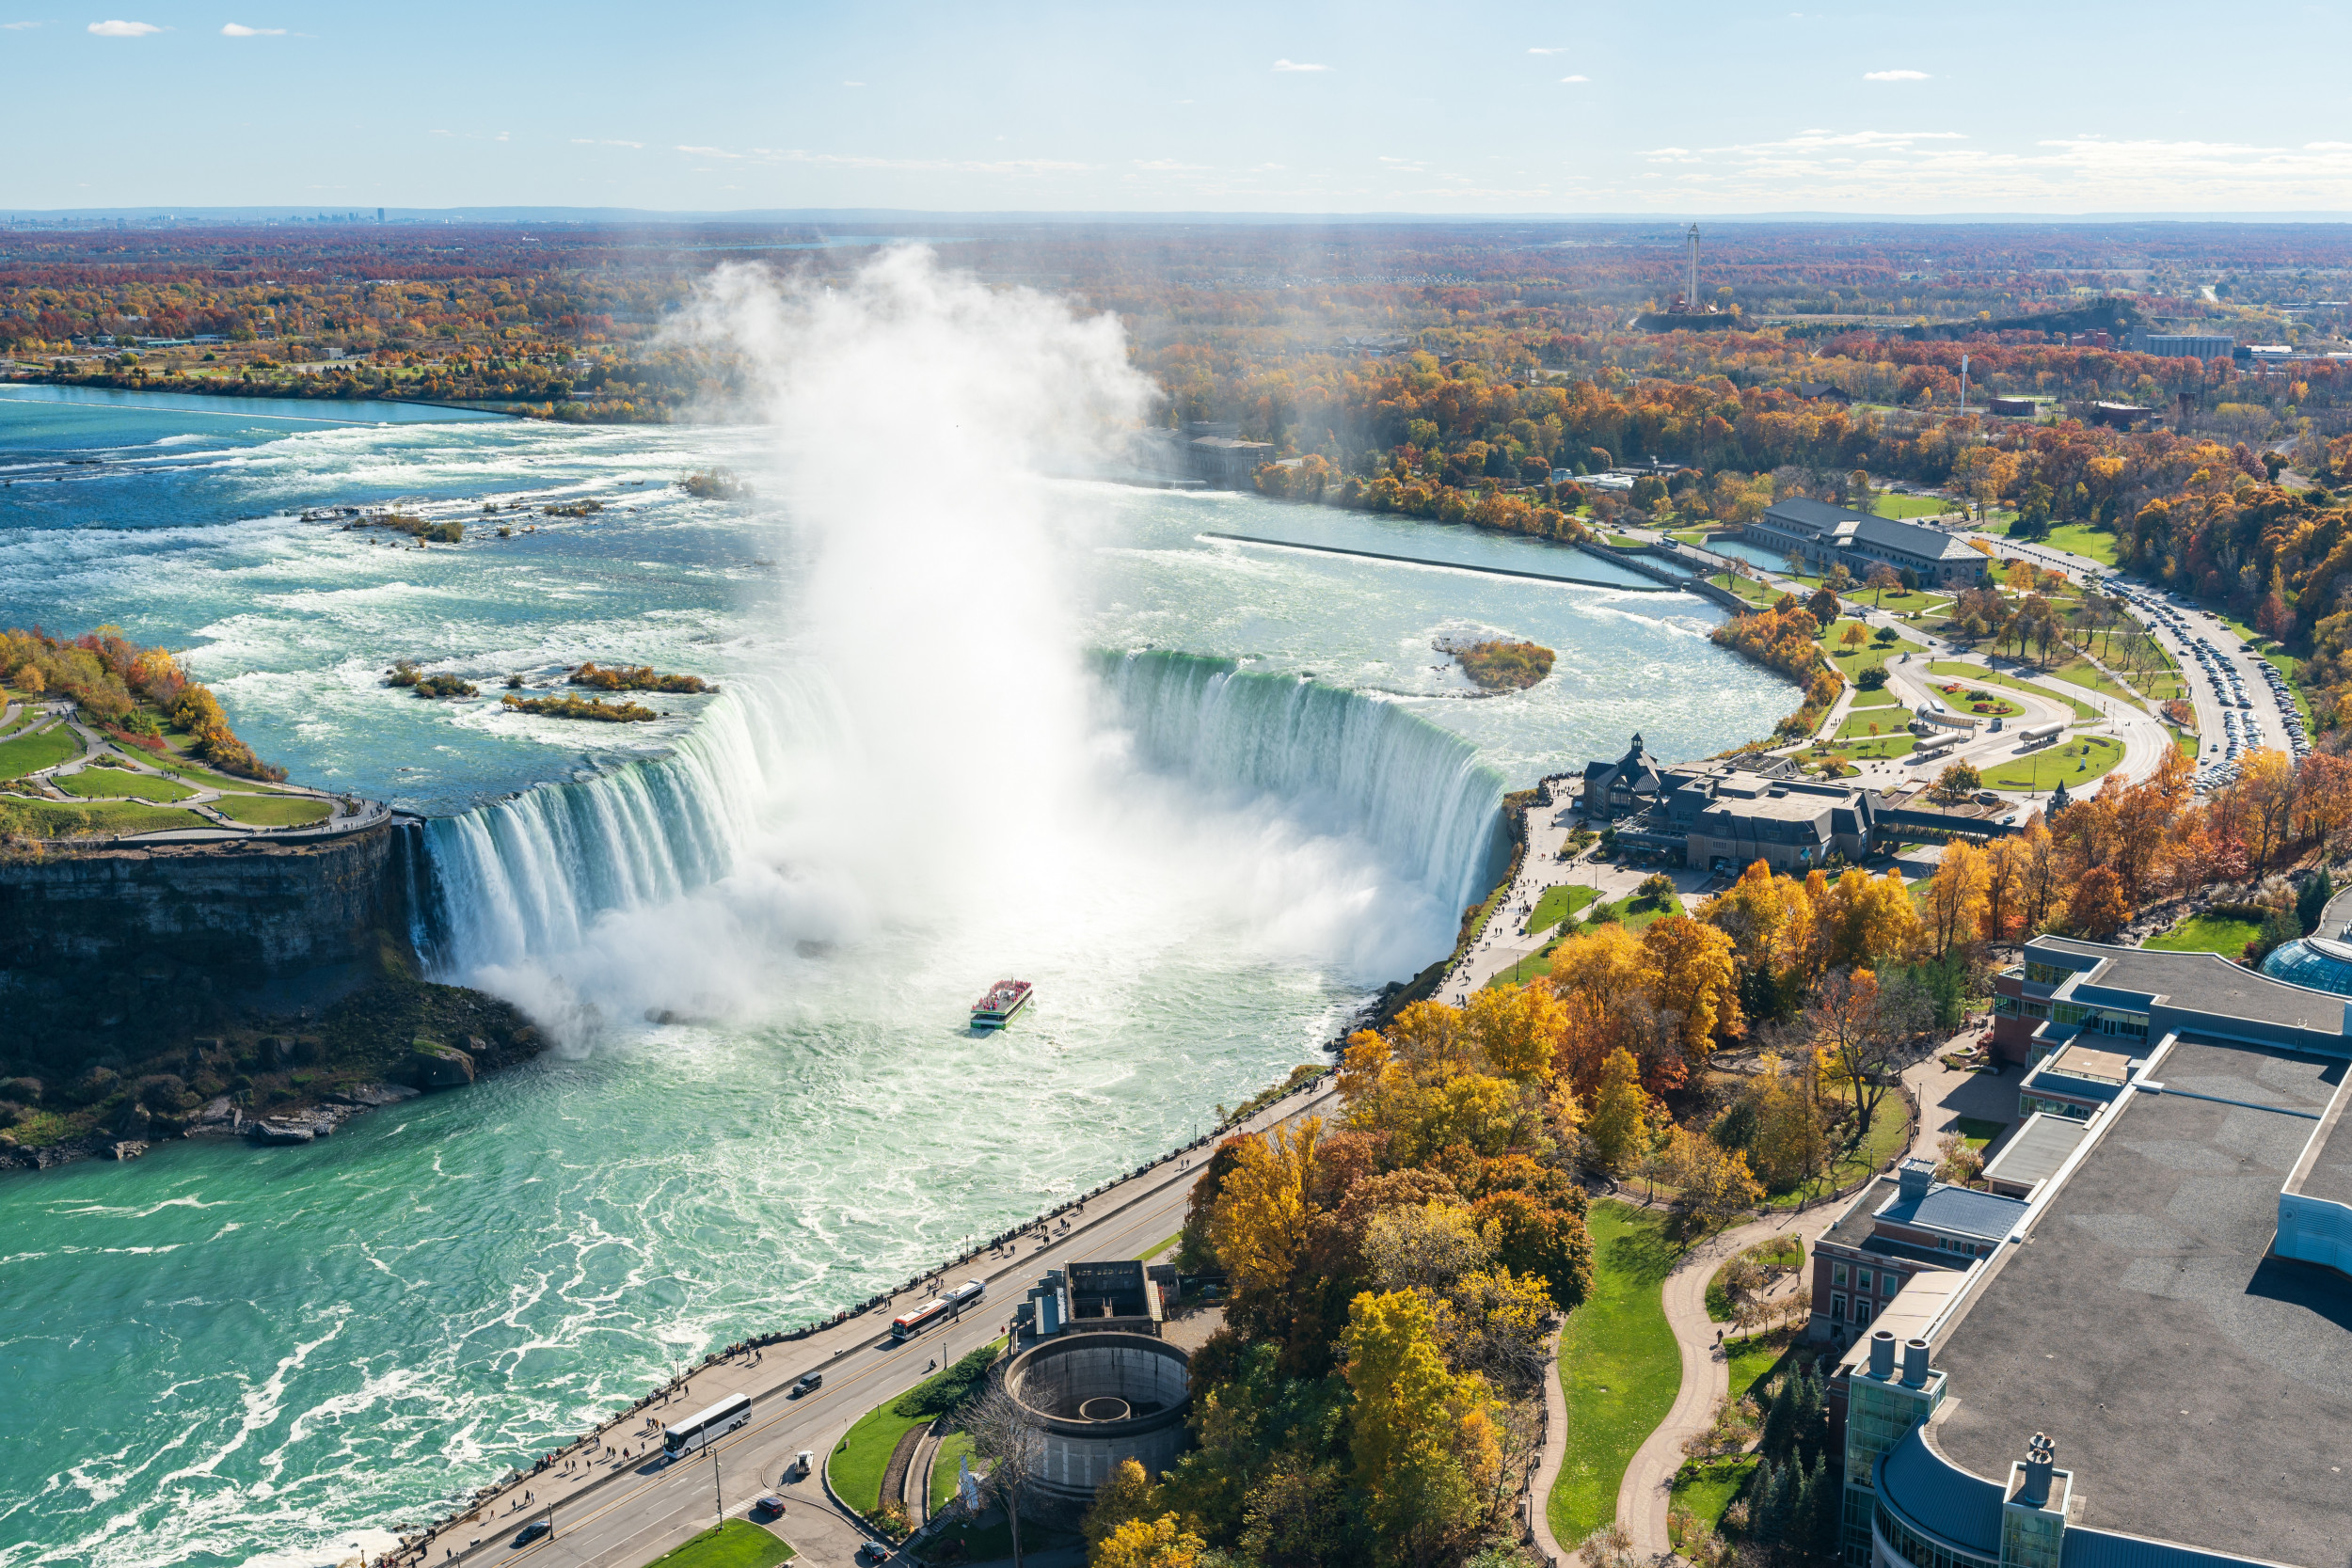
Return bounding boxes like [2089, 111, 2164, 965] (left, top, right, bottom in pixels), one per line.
[1438, 635, 1557, 693]
[501, 693, 659, 722]
[570, 662, 717, 694]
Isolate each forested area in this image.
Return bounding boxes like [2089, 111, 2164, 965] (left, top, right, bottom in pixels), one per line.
[1069, 721, 2347, 1567]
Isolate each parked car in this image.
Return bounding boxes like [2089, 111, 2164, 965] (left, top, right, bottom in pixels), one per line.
[510, 1520, 551, 1548]
[792, 1371, 822, 1398]
[856, 1544, 892, 1564]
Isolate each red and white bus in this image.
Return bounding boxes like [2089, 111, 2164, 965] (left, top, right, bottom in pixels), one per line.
[891, 1279, 984, 1339]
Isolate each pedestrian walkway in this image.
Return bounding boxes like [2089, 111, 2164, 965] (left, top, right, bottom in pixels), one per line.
[1612, 1206, 1840, 1561]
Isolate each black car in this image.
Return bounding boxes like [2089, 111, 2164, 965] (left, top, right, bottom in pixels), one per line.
[792, 1371, 823, 1397]
[511, 1519, 551, 1548]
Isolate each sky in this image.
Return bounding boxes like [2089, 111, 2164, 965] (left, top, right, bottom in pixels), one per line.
[8, 0, 2352, 215]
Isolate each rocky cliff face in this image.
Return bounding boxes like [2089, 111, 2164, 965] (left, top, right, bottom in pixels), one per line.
[0, 822, 548, 1169]
[0, 823, 406, 1062]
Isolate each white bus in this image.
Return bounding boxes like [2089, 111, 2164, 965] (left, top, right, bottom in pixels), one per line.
[662, 1392, 753, 1460]
[891, 1279, 984, 1340]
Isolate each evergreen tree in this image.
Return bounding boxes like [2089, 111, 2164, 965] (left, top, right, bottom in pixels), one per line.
[1761, 1376, 1797, 1457]
[1808, 1451, 1839, 1560]
[1750, 1458, 1785, 1545]
[1795, 1367, 1825, 1461]
[1762, 1456, 1797, 1545]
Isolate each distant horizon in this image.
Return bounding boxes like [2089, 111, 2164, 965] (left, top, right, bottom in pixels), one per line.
[12, 205, 2352, 228]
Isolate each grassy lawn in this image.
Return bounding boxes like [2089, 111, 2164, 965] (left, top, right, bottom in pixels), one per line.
[1605, 533, 1648, 548]
[2144, 912, 2264, 956]
[0, 721, 83, 781]
[1926, 662, 2098, 721]
[2, 799, 209, 837]
[1138, 1231, 1182, 1261]
[830, 1340, 1004, 1516]
[1921, 681, 2023, 720]
[1823, 622, 1923, 680]
[1953, 1117, 2005, 1150]
[641, 1519, 795, 1568]
[1725, 1332, 1803, 1404]
[929, 1432, 976, 1513]
[2042, 657, 2136, 705]
[1979, 735, 2124, 792]
[1850, 685, 1904, 708]
[1813, 734, 1915, 764]
[1549, 1200, 1682, 1546]
[1530, 881, 1601, 933]
[1871, 494, 1951, 519]
[210, 793, 334, 828]
[2169, 726, 2199, 759]
[0, 705, 33, 740]
[1836, 707, 1912, 740]
[1670, 1457, 1758, 1546]
[52, 765, 199, 801]
[1592, 888, 1685, 931]
[2031, 523, 2122, 565]
[1710, 572, 1784, 609]
[1486, 933, 1572, 990]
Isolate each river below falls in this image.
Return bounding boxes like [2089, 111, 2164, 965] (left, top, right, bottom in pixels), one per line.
[0, 386, 1787, 1567]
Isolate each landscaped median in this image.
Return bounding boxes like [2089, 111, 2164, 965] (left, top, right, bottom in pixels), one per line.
[1547, 1200, 1682, 1546]
[641, 1518, 794, 1567]
[827, 1341, 1004, 1538]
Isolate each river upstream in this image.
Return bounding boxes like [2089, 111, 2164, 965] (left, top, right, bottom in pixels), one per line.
[0, 360, 1783, 1567]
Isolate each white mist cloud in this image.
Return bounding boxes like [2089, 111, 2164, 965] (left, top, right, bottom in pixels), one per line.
[1864, 69, 1930, 80]
[441, 248, 1452, 1044]
[220, 23, 284, 35]
[1272, 58, 1329, 71]
[1560, 74, 1589, 83]
[87, 19, 161, 35]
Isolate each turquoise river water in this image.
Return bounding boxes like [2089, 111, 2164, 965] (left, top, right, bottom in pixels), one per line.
[0, 384, 1787, 1567]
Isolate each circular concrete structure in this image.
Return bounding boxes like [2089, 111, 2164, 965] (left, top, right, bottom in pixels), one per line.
[1005, 1332, 1190, 1509]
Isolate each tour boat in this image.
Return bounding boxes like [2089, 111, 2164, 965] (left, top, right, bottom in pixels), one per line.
[971, 979, 1034, 1029]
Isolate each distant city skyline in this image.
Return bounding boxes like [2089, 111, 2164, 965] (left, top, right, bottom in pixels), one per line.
[6, 0, 2351, 214]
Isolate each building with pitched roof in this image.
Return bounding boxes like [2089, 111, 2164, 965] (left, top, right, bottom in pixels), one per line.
[1746, 497, 1986, 589]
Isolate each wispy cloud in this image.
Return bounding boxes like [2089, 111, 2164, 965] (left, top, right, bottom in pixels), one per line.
[1560, 74, 1589, 83]
[1272, 58, 1330, 71]
[841, 79, 865, 87]
[3, 20, 41, 28]
[571, 137, 645, 149]
[220, 23, 285, 35]
[87, 19, 162, 35]
[1133, 158, 1204, 171]
[1527, 46, 1567, 54]
[1863, 69, 1930, 81]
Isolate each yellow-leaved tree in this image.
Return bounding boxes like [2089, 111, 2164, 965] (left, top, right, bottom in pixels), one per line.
[1343, 1289, 1500, 1565]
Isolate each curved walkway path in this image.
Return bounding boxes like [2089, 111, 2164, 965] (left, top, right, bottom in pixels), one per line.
[1597, 1049, 1986, 1563]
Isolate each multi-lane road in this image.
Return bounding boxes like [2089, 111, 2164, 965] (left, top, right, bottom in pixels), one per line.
[405, 1076, 1341, 1568]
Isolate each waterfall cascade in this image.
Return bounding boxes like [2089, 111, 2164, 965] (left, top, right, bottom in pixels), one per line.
[1097, 651, 1507, 915]
[415, 654, 1507, 977]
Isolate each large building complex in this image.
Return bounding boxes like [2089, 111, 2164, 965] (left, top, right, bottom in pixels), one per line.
[1744, 498, 1988, 590]
[1576, 735, 2012, 871]
[1811, 934, 2350, 1568]
[2128, 331, 2236, 358]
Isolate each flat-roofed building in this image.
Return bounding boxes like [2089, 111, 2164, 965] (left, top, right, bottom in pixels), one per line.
[1820, 942, 2352, 1568]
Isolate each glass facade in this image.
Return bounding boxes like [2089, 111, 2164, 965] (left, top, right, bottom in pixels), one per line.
[1876, 1500, 1999, 1568]
[2261, 937, 2352, 997]
[2024, 961, 2072, 986]
[1842, 1370, 1945, 1568]
[2001, 1502, 2066, 1568]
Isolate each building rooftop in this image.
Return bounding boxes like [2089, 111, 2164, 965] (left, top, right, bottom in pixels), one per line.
[1931, 1037, 2352, 1567]
[2046, 1043, 2135, 1084]
[1879, 1183, 2029, 1242]
[2283, 1071, 2352, 1211]
[1823, 1175, 1900, 1250]
[2030, 938, 2348, 1035]
[1979, 1113, 2090, 1194]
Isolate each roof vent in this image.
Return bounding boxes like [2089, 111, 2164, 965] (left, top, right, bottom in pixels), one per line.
[1868, 1329, 1896, 1379]
[1901, 1337, 1931, 1386]
[2019, 1432, 2057, 1508]
[1898, 1156, 1935, 1204]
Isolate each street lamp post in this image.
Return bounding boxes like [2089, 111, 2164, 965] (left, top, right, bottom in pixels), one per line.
[712, 1445, 724, 1525]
